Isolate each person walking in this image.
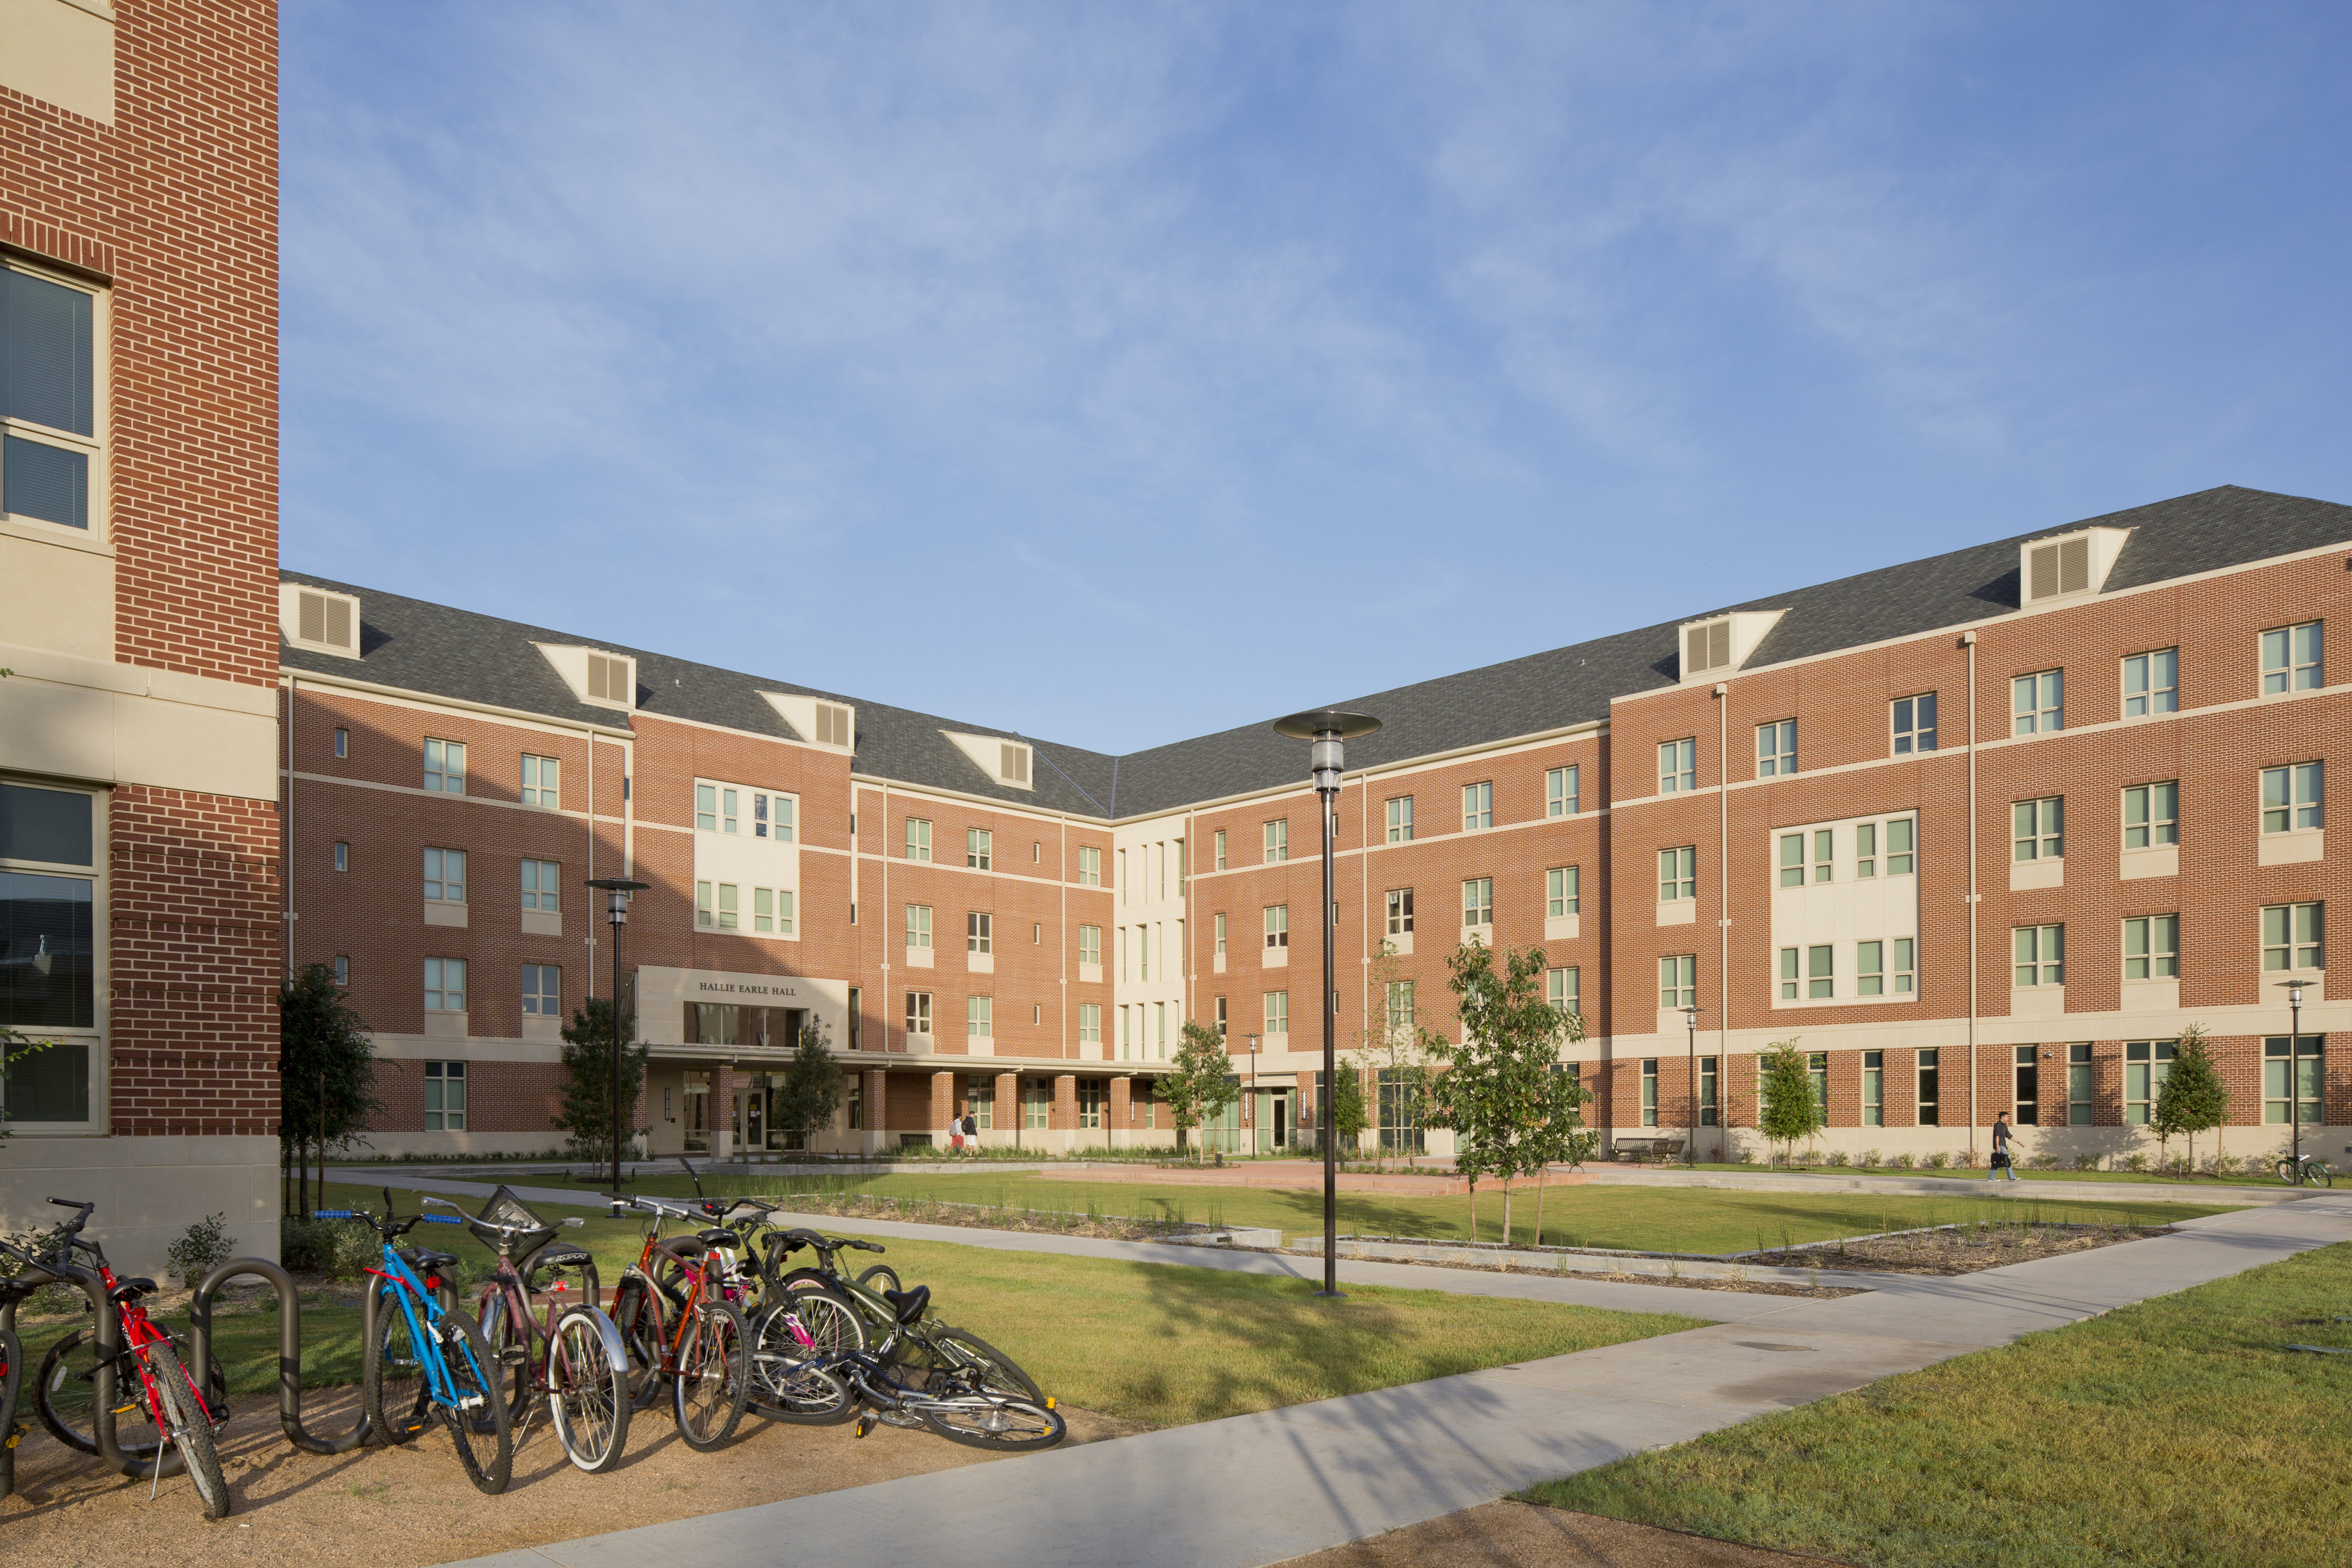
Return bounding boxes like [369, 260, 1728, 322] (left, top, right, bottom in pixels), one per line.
[962, 1111, 980, 1156]
[948, 1112, 964, 1156]
[1990, 1113, 2021, 1181]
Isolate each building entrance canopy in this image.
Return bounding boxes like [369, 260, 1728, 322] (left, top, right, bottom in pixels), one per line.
[634, 965, 849, 1055]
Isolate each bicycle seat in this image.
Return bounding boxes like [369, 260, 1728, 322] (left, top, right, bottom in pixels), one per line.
[400, 1247, 459, 1271]
[762, 1228, 822, 1255]
[526, 1244, 594, 1271]
[110, 1276, 159, 1302]
[882, 1284, 929, 1326]
[696, 1228, 742, 1249]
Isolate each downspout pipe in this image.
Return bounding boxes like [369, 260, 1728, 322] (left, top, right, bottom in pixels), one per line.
[1964, 632, 1980, 1166]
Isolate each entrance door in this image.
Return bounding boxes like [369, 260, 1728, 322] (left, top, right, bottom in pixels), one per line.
[682, 1071, 711, 1153]
[1272, 1091, 1289, 1150]
[732, 1090, 762, 1156]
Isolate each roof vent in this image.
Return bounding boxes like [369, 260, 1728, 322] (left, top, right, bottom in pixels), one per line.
[940, 730, 1034, 791]
[1676, 610, 1786, 683]
[2020, 526, 2130, 607]
[280, 584, 361, 658]
[762, 693, 855, 752]
[534, 643, 637, 711]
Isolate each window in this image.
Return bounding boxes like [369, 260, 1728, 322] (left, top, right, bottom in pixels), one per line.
[1077, 1077, 1103, 1130]
[1807, 944, 1833, 999]
[2026, 535, 2091, 601]
[1079, 925, 1101, 966]
[968, 996, 992, 1037]
[1778, 833, 1803, 889]
[1385, 980, 1416, 1034]
[1214, 913, 1228, 956]
[1079, 1003, 1101, 1045]
[814, 702, 852, 747]
[1385, 888, 1414, 936]
[423, 1061, 466, 1130]
[1892, 937, 1916, 995]
[1547, 967, 1578, 1016]
[423, 738, 466, 793]
[1779, 947, 1800, 1000]
[1813, 830, 1832, 883]
[2261, 621, 2322, 695]
[1810, 1052, 1829, 1116]
[1640, 1059, 1659, 1127]
[2123, 1040, 2173, 1124]
[2123, 783, 2179, 849]
[1462, 878, 1493, 928]
[966, 1074, 993, 1129]
[521, 964, 560, 1017]
[334, 727, 348, 758]
[967, 828, 992, 870]
[2066, 1042, 2094, 1126]
[2263, 1037, 2324, 1125]
[905, 992, 933, 1035]
[695, 784, 717, 831]
[0, 784, 97, 1122]
[1262, 820, 1288, 863]
[722, 789, 740, 834]
[1546, 767, 1580, 817]
[1757, 720, 1797, 777]
[2014, 925, 2064, 987]
[2261, 763, 2322, 833]
[2013, 798, 2063, 860]
[2123, 649, 2179, 718]
[424, 957, 466, 1013]
[696, 881, 714, 927]
[1379, 1069, 1425, 1153]
[1378, 797, 1414, 846]
[1916, 1048, 1940, 1126]
[967, 912, 992, 954]
[1700, 1055, 1719, 1127]
[1892, 693, 1937, 754]
[1214, 996, 1228, 1040]
[1855, 823, 1877, 878]
[1212, 831, 1226, 870]
[1265, 991, 1289, 1034]
[2, 263, 100, 532]
[1546, 867, 1579, 918]
[332, 955, 349, 987]
[1887, 817, 1915, 876]
[1462, 783, 1493, 831]
[1118, 1004, 1130, 1055]
[716, 883, 739, 929]
[423, 847, 466, 903]
[2123, 915, 2179, 980]
[1659, 955, 1696, 1009]
[758, 793, 796, 842]
[2262, 902, 2323, 971]
[520, 754, 560, 807]
[1024, 1078, 1050, 1131]
[906, 904, 933, 950]
[1863, 1050, 1884, 1126]
[1078, 844, 1099, 884]
[1659, 738, 1696, 793]
[1264, 905, 1289, 949]
[2014, 669, 2066, 735]
[520, 858, 559, 911]
[333, 841, 349, 873]
[1858, 940, 1885, 996]
[586, 653, 634, 706]
[753, 887, 796, 935]
[1658, 846, 1695, 902]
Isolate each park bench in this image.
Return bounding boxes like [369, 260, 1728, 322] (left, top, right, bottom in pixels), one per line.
[1611, 1134, 1686, 1164]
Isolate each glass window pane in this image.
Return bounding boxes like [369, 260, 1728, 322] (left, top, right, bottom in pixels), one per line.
[3, 435, 89, 530]
[4, 269, 95, 434]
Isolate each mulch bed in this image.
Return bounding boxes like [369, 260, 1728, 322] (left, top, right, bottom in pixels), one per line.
[1749, 1220, 2170, 1276]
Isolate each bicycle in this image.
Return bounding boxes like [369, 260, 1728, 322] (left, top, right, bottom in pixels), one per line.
[413, 1189, 632, 1474]
[322, 1191, 515, 1495]
[2277, 1152, 2335, 1187]
[7, 1199, 231, 1518]
[761, 1228, 1043, 1408]
[804, 1278, 1064, 1452]
[603, 1192, 751, 1450]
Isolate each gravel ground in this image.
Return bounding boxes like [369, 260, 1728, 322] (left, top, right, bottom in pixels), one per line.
[0, 1383, 1143, 1563]
[1750, 1220, 2170, 1276]
[1278, 1500, 1845, 1567]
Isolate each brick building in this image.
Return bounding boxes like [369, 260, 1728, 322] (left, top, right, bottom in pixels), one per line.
[2, 1, 282, 1267]
[282, 486, 2350, 1170]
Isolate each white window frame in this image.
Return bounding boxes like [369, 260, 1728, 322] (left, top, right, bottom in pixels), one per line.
[1, 258, 109, 542]
[1263, 819, 1288, 863]
[1659, 738, 1696, 793]
[2261, 763, 2322, 833]
[968, 911, 992, 954]
[906, 904, 933, 950]
[424, 738, 466, 794]
[968, 828, 992, 870]
[968, 995, 992, 1038]
[1545, 767, 1578, 817]
[2261, 621, 2322, 695]
[1079, 924, 1101, 965]
[1462, 878, 1493, 928]
[905, 992, 934, 1035]
[1756, 719, 1796, 777]
[520, 857, 559, 911]
[1659, 954, 1696, 1009]
[520, 753, 560, 808]
[1461, 782, 1493, 831]
[520, 964, 560, 1018]
[1891, 693, 1937, 754]
[0, 780, 105, 1132]
[424, 955, 467, 1013]
[2013, 924, 2065, 988]
[2123, 915, 2179, 980]
[2262, 902, 2323, 972]
[2122, 648, 2179, 718]
[1385, 888, 1414, 936]
[1078, 844, 1099, 884]
[1265, 990, 1289, 1034]
[422, 1061, 467, 1131]
[2123, 782, 2179, 849]
[423, 846, 466, 904]
[1547, 967, 1578, 1016]
[1079, 1003, 1101, 1045]
[1264, 905, 1289, 950]
[1546, 866, 1578, 918]
[2013, 797, 2063, 861]
[1386, 796, 1414, 843]
[2012, 670, 2063, 735]
[1657, 846, 1695, 903]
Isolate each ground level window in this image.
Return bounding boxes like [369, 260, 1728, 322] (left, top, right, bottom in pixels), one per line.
[424, 1061, 466, 1131]
[1699, 1055, 1718, 1127]
[1640, 1058, 1659, 1127]
[1916, 1049, 1938, 1126]
[1379, 1069, 1424, 1153]
[2123, 1040, 2173, 1124]
[1862, 1050, 1884, 1126]
[1023, 1077, 1050, 1131]
[965, 1074, 994, 1130]
[2263, 1036, 2324, 1124]
[2014, 1046, 2039, 1125]
[1808, 1052, 1829, 1117]
[1078, 1078, 1104, 1130]
[2067, 1042, 2093, 1126]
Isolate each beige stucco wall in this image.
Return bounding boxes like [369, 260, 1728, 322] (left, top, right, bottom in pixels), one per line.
[0, 1134, 279, 1277]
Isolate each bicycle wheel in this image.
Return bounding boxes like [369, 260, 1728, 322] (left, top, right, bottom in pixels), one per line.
[143, 1340, 232, 1520]
[607, 1276, 668, 1411]
[547, 1305, 632, 1474]
[934, 1327, 1045, 1404]
[918, 1395, 1066, 1452]
[0, 1326, 20, 1445]
[38, 1328, 163, 1461]
[437, 1308, 515, 1496]
[474, 1287, 534, 1429]
[751, 1354, 854, 1426]
[2278, 1159, 2298, 1185]
[773, 1281, 867, 1355]
[855, 1263, 903, 1298]
[748, 1294, 859, 1426]
[362, 1284, 433, 1446]
[2314, 1163, 2334, 1189]
[671, 1298, 749, 1451]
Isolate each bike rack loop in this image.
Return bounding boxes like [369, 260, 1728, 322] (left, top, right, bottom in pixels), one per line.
[188, 1256, 377, 1458]
[0, 1249, 162, 1490]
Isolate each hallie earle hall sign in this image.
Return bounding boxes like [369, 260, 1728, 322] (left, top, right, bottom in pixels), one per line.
[632, 965, 851, 1049]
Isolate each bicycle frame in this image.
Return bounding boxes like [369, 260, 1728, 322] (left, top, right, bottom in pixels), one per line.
[368, 1241, 488, 1418]
[614, 1198, 726, 1373]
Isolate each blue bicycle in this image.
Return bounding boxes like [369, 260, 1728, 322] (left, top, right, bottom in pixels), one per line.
[317, 1190, 514, 1495]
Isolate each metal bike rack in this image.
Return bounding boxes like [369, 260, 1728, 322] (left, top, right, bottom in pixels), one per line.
[0, 1250, 160, 1492]
[188, 1257, 377, 1458]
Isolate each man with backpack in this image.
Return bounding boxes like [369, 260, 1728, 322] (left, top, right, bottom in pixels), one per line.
[1990, 1113, 2021, 1180]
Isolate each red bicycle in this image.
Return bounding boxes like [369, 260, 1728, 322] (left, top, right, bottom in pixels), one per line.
[11, 1199, 230, 1519]
[603, 1192, 751, 1450]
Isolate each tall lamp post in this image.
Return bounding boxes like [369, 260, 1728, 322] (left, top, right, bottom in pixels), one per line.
[1247, 1033, 1261, 1153]
[585, 877, 649, 1195]
[2283, 979, 2308, 1179]
[1273, 707, 1381, 1299]
[1682, 1005, 1701, 1166]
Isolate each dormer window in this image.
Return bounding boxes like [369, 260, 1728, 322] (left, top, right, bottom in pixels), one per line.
[534, 643, 637, 710]
[938, 730, 1034, 791]
[280, 584, 360, 658]
[999, 743, 1032, 787]
[2020, 526, 2129, 607]
[759, 693, 854, 751]
[1685, 620, 1732, 675]
[815, 703, 852, 748]
[1676, 609, 1786, 683]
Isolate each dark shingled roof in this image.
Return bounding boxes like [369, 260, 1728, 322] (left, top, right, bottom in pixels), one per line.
[285, 485, 2351, 822]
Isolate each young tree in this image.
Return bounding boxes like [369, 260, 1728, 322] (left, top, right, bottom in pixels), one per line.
[1352, 942, 1432, 1172]
[2154, 1023, 2229, 1175]
[772, 1016, 844, 1151]
[1757, 1039, 1823, 1169]
[1161, 1021, 1240, 1159]
[1328, 1064, 1370, 1157]
[1418, 940, 1580, 1244]
[554, 997, 650, 1167]
[279, 963, 383, 1217]
[1527, 1063, 1596, 1249]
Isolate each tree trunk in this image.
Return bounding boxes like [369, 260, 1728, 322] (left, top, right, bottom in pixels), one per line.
[1468, 1180, 1477, 1244]
[1501, 1175, 1514, 1248]
[1533, 1161, 1548, 1249]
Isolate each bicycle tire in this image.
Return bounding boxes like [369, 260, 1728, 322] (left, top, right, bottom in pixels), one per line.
[671, 1297, 750, 1451]
[918, 1395, 1066, 1452]
[748, 1291, 861, 1426]
[475, 1288, 535, 1429]
[0, 1326, 19, 1446]
[855, 1263, 903, 1298]
[144, 1340, 232, 1519]
[607, 1276, 668, 1411]
[38, 1328, 164, 1461]
[2314, 1164, 2334, 1189]
[438, 1308, 515, 1496]
[751, 1354, 855, 1426]
[2278, 1159, 2298, 1185]
[362, 1283, 433, 1446]
[777, 1265, 894, 1334]
[934, 1327, 1046, 1405]
[547, 1305, 632, 1474]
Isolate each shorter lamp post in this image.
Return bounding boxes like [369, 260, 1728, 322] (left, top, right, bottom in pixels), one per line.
[1682, 1005, 1701, 1165]
[584, 877, 650, 1194]
[2282, 979, 2308, 1179]
[1247, 1032, 1261, 1152]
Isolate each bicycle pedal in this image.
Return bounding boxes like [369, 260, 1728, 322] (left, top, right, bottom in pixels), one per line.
[499, 1347, 529, 1366]
[853, 1413, 875, 1440]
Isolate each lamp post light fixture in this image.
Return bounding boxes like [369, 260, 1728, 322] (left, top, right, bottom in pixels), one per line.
[1272, 707, 1381, 1299]
[585, 877, 650, 1196]
[1682, 1005, 1701, 1166]
[2282, 979, 2308, 1179]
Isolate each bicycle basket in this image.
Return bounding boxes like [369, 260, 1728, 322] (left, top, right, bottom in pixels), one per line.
[470, 1185, 558, 1257]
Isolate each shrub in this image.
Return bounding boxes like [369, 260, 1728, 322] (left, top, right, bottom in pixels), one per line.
[167, 1212, 235, 1289]
[1824, 1150, 1850, 1168]
[2030, 1152, 2061, 1171]
[2124, 1152, 2150, 1173]
[1923, 1150, 1948, 1169]
[1731, 1143, 1757, 1165]
[2073, 1152, 2102, 1172]
[279, 1217, 337, 1273]
[1858, 1148, 1881, 1168]
[2216, 1153, 2242, 1176]
[1889, 1151, 1916, 1169]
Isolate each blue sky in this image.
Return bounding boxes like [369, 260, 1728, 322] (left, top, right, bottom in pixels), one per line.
[281, 2, 2352, 754]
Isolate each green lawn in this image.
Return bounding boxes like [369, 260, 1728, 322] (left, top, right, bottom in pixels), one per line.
[168, 1180, 1696, 1429]
[598, 1169, 2228, 1255]
[1524, 1241, 2352, 1567]
[11, 1302, 364, 1422]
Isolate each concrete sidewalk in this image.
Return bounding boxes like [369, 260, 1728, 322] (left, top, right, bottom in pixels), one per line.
[430, 1192, 2352, 1568]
